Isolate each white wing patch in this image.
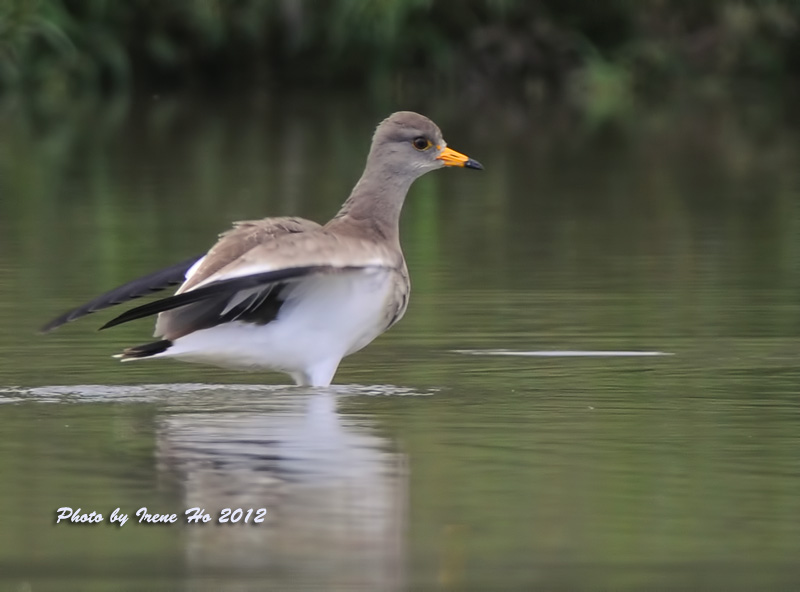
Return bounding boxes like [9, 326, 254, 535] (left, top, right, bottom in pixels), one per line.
[192, 263, 279, 289]
[184, 256, 206, 281]
[190, 261, 392, 292]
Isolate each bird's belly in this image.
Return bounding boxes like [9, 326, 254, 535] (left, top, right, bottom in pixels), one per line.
[165, 269, 401, 371]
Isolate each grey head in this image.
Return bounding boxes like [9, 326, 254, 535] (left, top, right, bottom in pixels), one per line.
[330, 111, 482, 235]
[366, 111, 483, 181]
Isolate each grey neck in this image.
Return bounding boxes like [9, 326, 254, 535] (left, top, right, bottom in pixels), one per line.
[327, 163, 414, 243]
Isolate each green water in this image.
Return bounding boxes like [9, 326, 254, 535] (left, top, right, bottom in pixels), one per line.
[2, 94, 800, 590]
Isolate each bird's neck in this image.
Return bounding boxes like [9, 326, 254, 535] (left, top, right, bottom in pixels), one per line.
[327, 163, 414, 243]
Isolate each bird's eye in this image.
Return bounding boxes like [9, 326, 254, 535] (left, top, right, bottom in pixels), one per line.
[412, 137, 432, 151]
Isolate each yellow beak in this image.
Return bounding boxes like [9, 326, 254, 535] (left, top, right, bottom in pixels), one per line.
[436, 146, 483, 170]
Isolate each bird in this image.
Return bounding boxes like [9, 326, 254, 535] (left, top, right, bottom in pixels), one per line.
[40, 111, 483, 386]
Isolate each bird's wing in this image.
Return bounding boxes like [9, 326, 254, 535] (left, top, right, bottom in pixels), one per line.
[102, 265, 364, 331]
[39, 254, 203, 333]
[39, 216, 321, 334]
[141, 231, 401, 340]
[178, 217, 322, 293]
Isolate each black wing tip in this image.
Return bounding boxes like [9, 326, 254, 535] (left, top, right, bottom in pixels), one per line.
[38, 323, 59, 335]
[38, 313, 78, 335]
[99, 315, 128, 331]
[40, 306, 106, 334]
[37, 254, 204, 336]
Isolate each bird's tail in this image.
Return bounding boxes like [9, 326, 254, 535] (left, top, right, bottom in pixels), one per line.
[114, 339, 173, 361]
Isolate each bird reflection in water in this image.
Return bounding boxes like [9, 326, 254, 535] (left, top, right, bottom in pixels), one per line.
[155, 387, 409, 590]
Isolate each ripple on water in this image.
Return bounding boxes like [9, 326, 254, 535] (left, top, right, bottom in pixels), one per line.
[0, 383, 439, 407]
[453, 349, 674, 357]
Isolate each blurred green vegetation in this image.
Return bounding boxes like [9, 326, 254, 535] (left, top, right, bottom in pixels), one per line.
[1, 0, 799, 102]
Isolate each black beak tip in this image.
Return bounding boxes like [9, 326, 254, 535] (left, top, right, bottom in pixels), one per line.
[465, 158, 483, 170]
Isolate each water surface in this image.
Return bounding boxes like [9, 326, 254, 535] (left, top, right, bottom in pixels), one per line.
[2, 94, 800, 590]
